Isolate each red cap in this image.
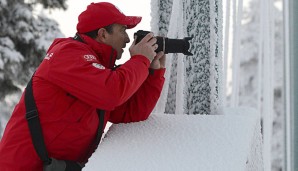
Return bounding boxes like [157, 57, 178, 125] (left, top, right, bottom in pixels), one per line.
[77, 2, 142, 33]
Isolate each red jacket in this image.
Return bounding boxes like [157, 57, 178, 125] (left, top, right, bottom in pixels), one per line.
[0, 34, 165, 170]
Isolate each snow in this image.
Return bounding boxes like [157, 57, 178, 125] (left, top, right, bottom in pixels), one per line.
[13, 3, 33, 20]
[0, 92, 22, 137]
[0, 37, 24, 63]
[0, 0, 7, 6]
[0, 58, 3, 71]
[84, 107, 263, 171]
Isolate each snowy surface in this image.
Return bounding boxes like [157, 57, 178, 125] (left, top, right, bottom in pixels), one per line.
[84, 107, 263, 171]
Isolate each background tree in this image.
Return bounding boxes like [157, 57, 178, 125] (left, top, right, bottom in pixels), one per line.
[0, 0, 66, 98]
[0, 0, 66, 137]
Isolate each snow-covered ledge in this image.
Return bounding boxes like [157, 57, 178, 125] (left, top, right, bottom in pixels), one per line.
[84, 107, 263, 171]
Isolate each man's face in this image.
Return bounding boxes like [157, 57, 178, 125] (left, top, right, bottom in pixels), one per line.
[104, 24, 130, 59]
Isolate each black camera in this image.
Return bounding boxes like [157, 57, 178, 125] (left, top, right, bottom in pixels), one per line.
[134, 30, 193, 56]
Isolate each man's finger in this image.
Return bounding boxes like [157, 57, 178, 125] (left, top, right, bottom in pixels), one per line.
[139, 33, 154, 44]
[155, 51, 165, 60]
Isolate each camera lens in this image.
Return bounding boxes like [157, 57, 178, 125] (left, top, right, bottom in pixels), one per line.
[134, 30, 193, 56]
[163, 37, 193, 55]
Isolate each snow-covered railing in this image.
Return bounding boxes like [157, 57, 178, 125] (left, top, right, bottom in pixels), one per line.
[84, 107, 263, 171]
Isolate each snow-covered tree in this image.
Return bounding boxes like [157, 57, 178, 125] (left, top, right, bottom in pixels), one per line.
[0, 0, 65, 136]
[0, 0, 65, 99]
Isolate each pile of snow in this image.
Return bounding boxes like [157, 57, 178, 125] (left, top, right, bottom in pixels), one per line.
[84, 107, 263, 171]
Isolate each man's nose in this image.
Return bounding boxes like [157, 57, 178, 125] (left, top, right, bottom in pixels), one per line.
[125, 32, 130, 43]
[126, 37, 130, 44]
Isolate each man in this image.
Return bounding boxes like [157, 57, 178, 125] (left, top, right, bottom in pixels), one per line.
[0, 2, 165, 170]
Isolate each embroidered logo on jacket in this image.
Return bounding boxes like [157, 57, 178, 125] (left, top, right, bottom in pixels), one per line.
[84, 55, 97, 62]
[92, 63, 105, 70]
[44, 53, 54, 60]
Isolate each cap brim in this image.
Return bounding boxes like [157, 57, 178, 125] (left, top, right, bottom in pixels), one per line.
[118, 16, 142, 29]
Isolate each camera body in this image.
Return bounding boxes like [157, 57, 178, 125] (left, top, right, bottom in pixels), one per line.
[134, 30, 193, 56]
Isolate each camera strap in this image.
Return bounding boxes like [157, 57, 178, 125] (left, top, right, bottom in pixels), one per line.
[25, 75, 105, 170]
[25, 76, 52, 165]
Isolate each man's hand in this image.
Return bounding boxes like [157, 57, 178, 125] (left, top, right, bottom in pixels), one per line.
[129, 33, 158, 63]
[150, 52, 166, 69]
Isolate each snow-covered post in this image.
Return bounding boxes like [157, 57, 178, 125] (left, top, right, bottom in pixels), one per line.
[151, 0, 174, 114]
[260, 0, 275, 170]
[152, 0, 223, 115]
[230, 0, 243, 107]
[167, 0, 185, 114]
[184, 0, 223, 115]
[223, 0, 231, 107]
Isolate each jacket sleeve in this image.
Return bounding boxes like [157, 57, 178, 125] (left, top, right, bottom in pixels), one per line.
[42, 43, 151, 111]
[108, 68, 165, 123]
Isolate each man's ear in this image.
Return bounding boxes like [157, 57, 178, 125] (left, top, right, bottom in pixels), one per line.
[96, 28, 108, 43]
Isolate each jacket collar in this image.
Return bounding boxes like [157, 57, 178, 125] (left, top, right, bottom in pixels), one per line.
[78, 33, 118, 69]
